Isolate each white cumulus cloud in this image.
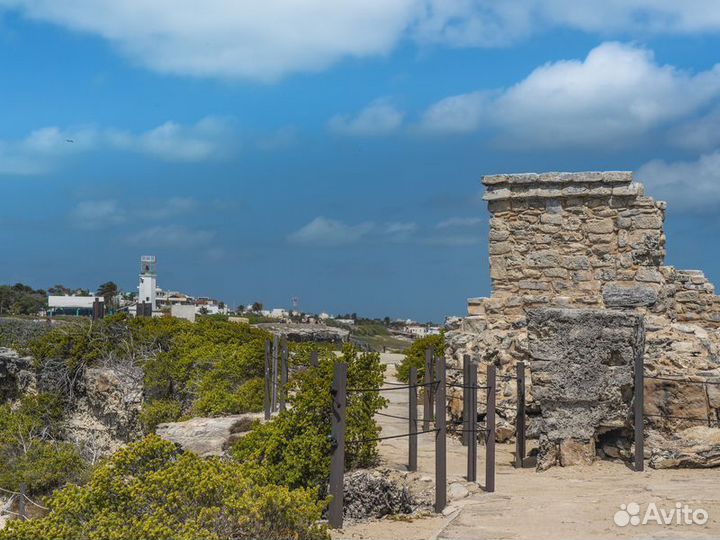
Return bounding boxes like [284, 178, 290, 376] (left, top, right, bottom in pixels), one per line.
[287, 217, 375, 246]
[3, 1, 720, 81]
[420, 42, 720, 146]
[0, 117, 233, 176]
[287, 217, 419, 245]
[328, 100, 405, 136]
[637, 151, 720, 210]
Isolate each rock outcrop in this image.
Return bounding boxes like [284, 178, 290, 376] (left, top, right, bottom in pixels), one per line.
[156, 414, 264, 457]
[0, 347, 35, 401]
[63, 367, 144, 460]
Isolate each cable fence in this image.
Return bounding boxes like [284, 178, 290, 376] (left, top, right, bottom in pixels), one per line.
[327, 348, 499, 529]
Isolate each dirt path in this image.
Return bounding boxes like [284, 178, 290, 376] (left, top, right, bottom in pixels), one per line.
[334, 354, 720, 539]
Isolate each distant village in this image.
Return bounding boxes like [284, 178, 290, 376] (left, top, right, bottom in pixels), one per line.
[15, 255, 444, 340]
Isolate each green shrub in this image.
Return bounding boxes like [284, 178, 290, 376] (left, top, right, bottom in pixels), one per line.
[395, 333, 445, 383]
[26, 315, 272, 417]
[140, 399, 183, 433]
[0, 393, 86, 495]
[191, 377, 265, 417]
[1, 435, 328, 540]
[232, 345, 387, 492]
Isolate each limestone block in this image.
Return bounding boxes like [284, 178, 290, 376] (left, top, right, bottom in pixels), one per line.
[583, 218, 614, 234]
[635, 267, 663, 283]
[633, 214, 663, 229]
[559, 439, 596, 467]
[489, 241, 513, 255]
[540, 213, 564, 225]
[489, 229, 510, 242]
[526, 250, 560, 268]
[544, 267, 569, 279]
[519, 280, 550, 291]
[561, 255, 590, 270]
[603, 283, 658, 307]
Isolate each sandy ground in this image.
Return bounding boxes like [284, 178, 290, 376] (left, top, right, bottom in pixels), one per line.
[332, 353, 720, 540]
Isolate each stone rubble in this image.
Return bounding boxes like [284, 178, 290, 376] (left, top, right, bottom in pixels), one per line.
[446, 171, 720, 469]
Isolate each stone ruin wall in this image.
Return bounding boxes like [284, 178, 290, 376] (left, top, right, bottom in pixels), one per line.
[446, 171, 720, 468]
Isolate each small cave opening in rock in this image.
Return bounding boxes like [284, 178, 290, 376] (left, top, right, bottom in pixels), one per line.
[595, 427, 633, 462]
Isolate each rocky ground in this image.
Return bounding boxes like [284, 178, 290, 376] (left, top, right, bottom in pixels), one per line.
[332, 353, 720, 540]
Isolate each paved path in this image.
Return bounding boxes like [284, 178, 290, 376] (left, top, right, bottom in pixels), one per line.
[337, 353, 720, 539]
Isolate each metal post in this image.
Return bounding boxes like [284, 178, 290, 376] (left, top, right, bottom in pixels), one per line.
[311, 351, 319, 368]
[634, 349, 644, 472]
[264, 339, 271, 420]
[468, 361, 477, 482]
[409, 367, 418, 472]
[426, 348, 434, 421]
[272, 335, 279, 411]
[423, 351, 432, 432]
[18, 483, 26, 521]
[486, 364, 496, 493]
[280, 340, 288, 412]
[515, 361, 526, 469]
[329, 363, 347, 529]
[462, 354, 469, 446]
[435, 354, 446, 513]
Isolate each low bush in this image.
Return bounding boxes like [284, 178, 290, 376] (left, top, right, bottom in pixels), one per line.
[1, 435, 328, 540]
[395, 333, 445, 383]
[232, 345, 387, 492]
[140, 399, 184, 433]
[0, 393, 86, 495]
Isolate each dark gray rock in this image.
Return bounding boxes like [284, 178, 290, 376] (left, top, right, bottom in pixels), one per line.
[342, 469, 413, 521]
[602, 283, 658, 307]
[526, 308, 644, 469]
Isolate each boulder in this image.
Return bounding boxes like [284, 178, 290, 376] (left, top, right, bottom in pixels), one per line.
[156, 414, 264, 457]
[0, 347, 35, 401]
[649, 426, 720, 469]
[342, 469, 413, 521]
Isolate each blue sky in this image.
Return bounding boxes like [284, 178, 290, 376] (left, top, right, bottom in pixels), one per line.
[2, 1, 720, 321]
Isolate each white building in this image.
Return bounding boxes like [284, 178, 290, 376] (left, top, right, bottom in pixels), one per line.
[48, 295, 103, 316]
[138, 255, 157, 309]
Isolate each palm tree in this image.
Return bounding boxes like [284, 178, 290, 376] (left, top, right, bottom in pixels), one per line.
[96, 281, 119, 312]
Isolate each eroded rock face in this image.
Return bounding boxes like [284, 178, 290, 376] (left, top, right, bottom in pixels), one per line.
[64, 367, 144, 460]
[648, 427, 720, 469]
[527, 308, 643, 470]
[0, 347, 35, 401]
[156, 414, 264, 457]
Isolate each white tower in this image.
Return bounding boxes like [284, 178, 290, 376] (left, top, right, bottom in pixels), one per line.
[138, 255, 157, 310]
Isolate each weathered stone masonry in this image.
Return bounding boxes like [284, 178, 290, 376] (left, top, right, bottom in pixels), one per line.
[446, 171, 720, 469]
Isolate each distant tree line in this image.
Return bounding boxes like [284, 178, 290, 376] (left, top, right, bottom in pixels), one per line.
[0, 283, 46, 315]
[0, 281, 123, 316]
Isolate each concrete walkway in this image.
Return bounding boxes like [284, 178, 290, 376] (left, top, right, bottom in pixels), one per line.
[336, 353, 720, 540]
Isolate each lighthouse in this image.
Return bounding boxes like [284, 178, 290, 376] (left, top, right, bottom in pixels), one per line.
[138, 255, 157, 310]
